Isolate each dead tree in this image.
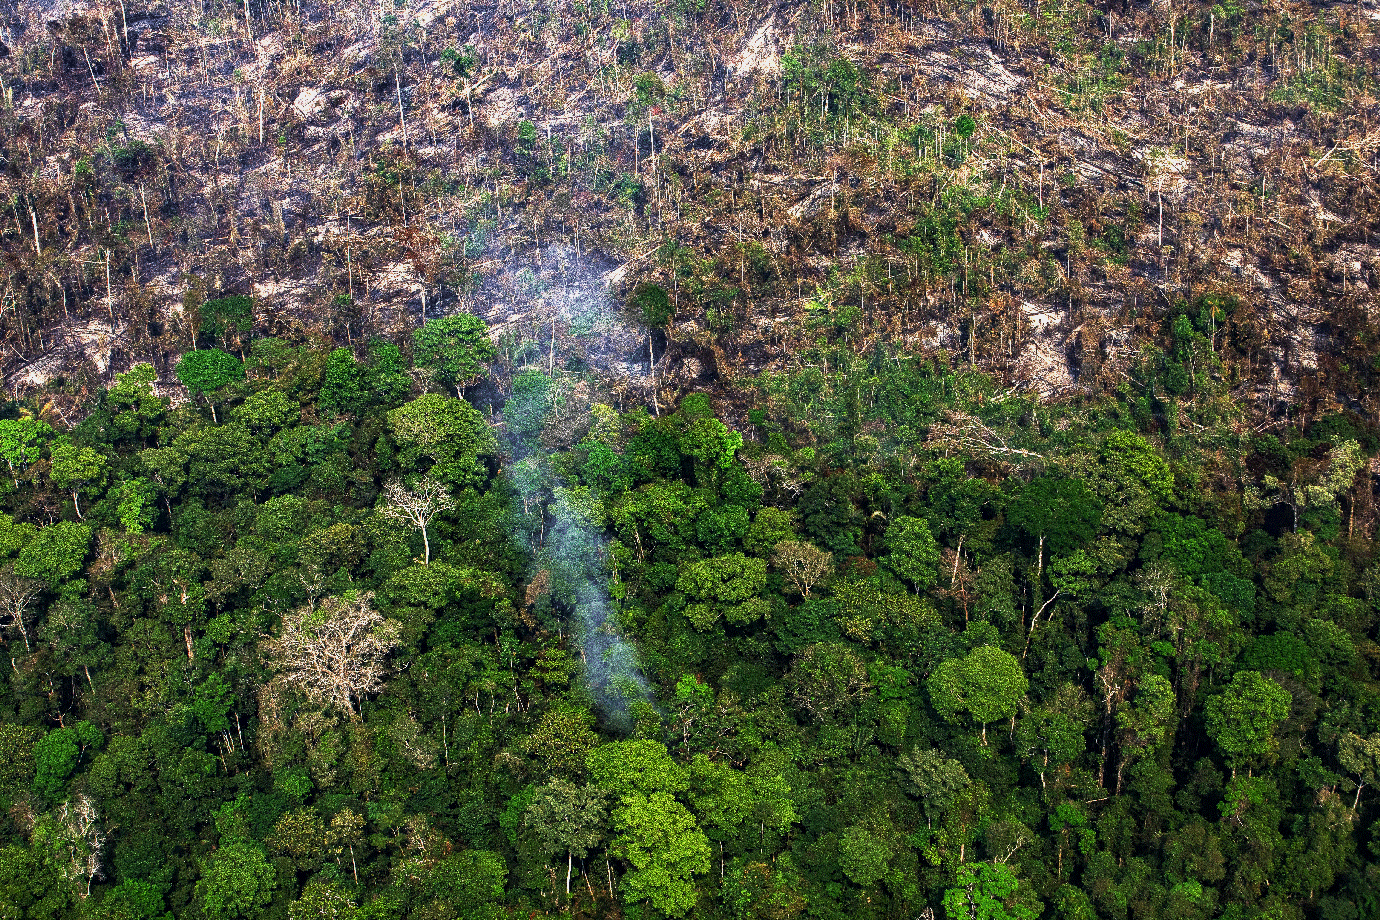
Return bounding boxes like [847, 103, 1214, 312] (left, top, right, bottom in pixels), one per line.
[0, 568, 43, 652]
[772, 540, 833, 598]
[379, 477, 455, 565]
[264, 592, 401, 716]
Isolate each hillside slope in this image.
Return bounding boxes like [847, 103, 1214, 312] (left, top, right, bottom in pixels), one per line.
[0, 0, 1377, 420]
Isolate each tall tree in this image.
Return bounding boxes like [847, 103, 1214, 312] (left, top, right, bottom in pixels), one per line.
[523, 779, 608, 896]
[0, 566, 41, 651]
[943, 862, 1042, 920]
[174, 349, 245, 423]
[412, 313, 497, 396]
[48, 440, 107, 520]
[264, 592, 402, 716]
[928, 646, 1028, 744]
[195, 841, 276, 920]
[0, 417, 53, 487]
[379, 477, 454, 565]
[1203, 670, 1291, 775]
[883, 515, 941, 592]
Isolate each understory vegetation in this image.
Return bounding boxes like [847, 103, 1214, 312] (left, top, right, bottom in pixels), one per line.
[2, 319, 1380, 920]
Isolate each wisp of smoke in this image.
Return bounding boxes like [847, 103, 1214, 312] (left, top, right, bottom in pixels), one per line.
[498, 359, 652, 728]
[538, 485, 651, 727]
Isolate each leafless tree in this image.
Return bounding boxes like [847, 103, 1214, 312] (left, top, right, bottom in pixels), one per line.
[265, 592, 401, 716]
[0, 568, 43, 651]
[772, 540, 833, 598]
[379, 477, 455, 565]
[39, 795, 105, 899]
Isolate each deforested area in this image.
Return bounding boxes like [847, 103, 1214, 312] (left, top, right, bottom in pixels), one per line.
[1, 0, 1379, 917]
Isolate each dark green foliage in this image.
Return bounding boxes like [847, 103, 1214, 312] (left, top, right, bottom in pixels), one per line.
[1007, 475, 1102, 556]
[0, 340, 1375, 920]
[199, 296, 254, 346]
[175, 349, 245, 397]
[412, 314, 497, 394]
[632, 283, 673, 328]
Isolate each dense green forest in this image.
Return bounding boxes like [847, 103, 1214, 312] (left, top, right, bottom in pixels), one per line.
[3, 310, 1380, 920]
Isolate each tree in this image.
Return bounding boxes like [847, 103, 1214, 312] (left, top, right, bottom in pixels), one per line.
[412, 313, 497, 396]
[745, 507, 796, 557]
[288, 880, 358, 920]
[30, 794, 105, 898]
[943, 862, 1041, 920]
[320, 348, 365, 417]
[198, 295, 254, 349]
[1006, 475, 1103, 559]
[786, 642, 872, 721]
[265, 592, 402, 716]
[1113, 673, 1175, 792]
[585, 740, 710, 914]
[632, 284, 673, 415]
[588, 740, 688, 798]
[772, 540, 833, 598]
[100, 363, 168, 444]
[883, 515, 940, 592]
[723, 857, 806, 920]
[1084, 430, 1173, 536]
[1203, 670, 1291, 774]
[686, 755, 796, 845]
[15, 522, 91, 589]
[174, 349, 245, 422]
[269, 808, 330, 868]
[0, 567, 41, 651]
[405, 850, 507, 920]
[387, 394, 497, 488]
[379, 477, 454, 565]
[0, 417, 53, 487]
[523, 707, 601, 778]
[32, 722, 102, 803]
[231, 390, 297, 433]
[1337, 732, 1380, 812]
[523, 779, 608, 896]
[88, 879, 171, 920]
[928, 646, 1028, 743]
[611, 791, 711, 917]
[48, 440, 107, 520]
[195, 841, 275, 920]
[1013, 684, 1093, 790]
[113, 478, 157, 534]
[839, 819, 897, 887]
[0, 841, 71, 918]
[900, 747, 971, 827]
[676, 552, 768, 630]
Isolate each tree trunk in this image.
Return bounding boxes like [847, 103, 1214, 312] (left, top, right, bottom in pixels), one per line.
[422, 526, 431, 565]
[396, 68, 409, 148]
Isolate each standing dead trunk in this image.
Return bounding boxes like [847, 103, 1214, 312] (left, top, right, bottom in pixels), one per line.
[649, 333, 659, 416]
[396, 68, 409, 148]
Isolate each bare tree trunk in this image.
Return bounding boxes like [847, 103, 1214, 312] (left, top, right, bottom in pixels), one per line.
[649, 333, 659, 416]
[396, 68, 409, 148]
